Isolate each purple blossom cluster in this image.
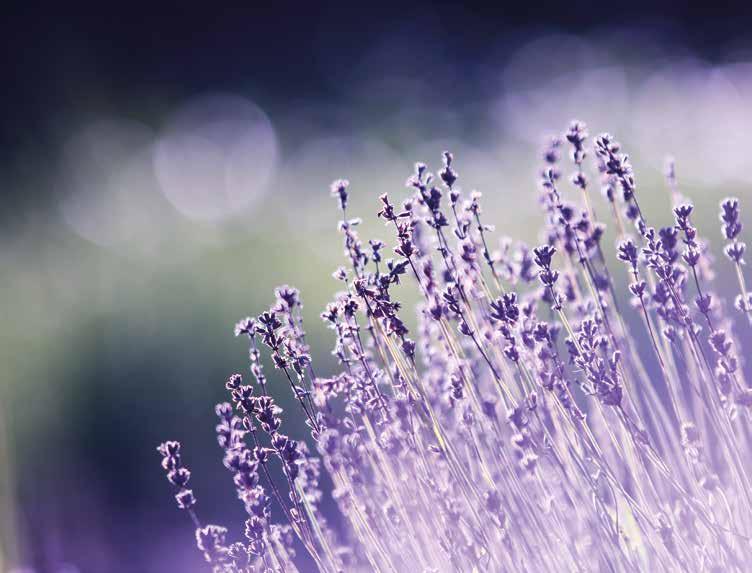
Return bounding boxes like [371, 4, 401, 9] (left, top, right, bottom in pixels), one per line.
[159, 120, 752, 572]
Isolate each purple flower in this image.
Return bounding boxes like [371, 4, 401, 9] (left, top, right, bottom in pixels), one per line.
[439, 151, 458, 189]
[234, 317, 256, 337]
[157, 120, 752, 573]
[330, 179, 350, 211]
[195, 525, 228, 563]
[720, 198, 742, 241]
[175, 489, 196, 510]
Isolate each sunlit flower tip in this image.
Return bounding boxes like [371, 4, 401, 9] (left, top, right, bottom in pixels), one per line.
[234, 316, 256, 337]
[226, 373, 243, 390]
[439, 151, 458, 189]
[157, 440, 181, 458]
[565, 120, 588, 145]
[274, 285, 300, 308]
[414, 162, 427, 179]
[330, 179, 350, 211]
[332, 266, 348, 281]
[542, 136, 562, 164]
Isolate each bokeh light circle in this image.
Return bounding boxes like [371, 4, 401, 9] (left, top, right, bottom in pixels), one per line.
[154, 94, 278, 222]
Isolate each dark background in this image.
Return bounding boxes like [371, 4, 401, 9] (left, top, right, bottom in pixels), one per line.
[3, 1, 750, 165]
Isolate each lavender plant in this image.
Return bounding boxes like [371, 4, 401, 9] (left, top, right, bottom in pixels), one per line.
[158, 121, 752, 572]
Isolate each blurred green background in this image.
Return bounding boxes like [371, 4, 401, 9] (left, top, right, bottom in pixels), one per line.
[3, 3, 752, 572]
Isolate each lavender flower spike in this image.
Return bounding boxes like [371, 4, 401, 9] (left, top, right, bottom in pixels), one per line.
[157, 122, 752, 573]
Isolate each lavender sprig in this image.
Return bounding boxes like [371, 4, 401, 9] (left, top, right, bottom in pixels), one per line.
[157, 122, 752, 573]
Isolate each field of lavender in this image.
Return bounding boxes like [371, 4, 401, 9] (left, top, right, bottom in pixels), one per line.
[5, 8, 752, 572]
[158, 123, 752, 572]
